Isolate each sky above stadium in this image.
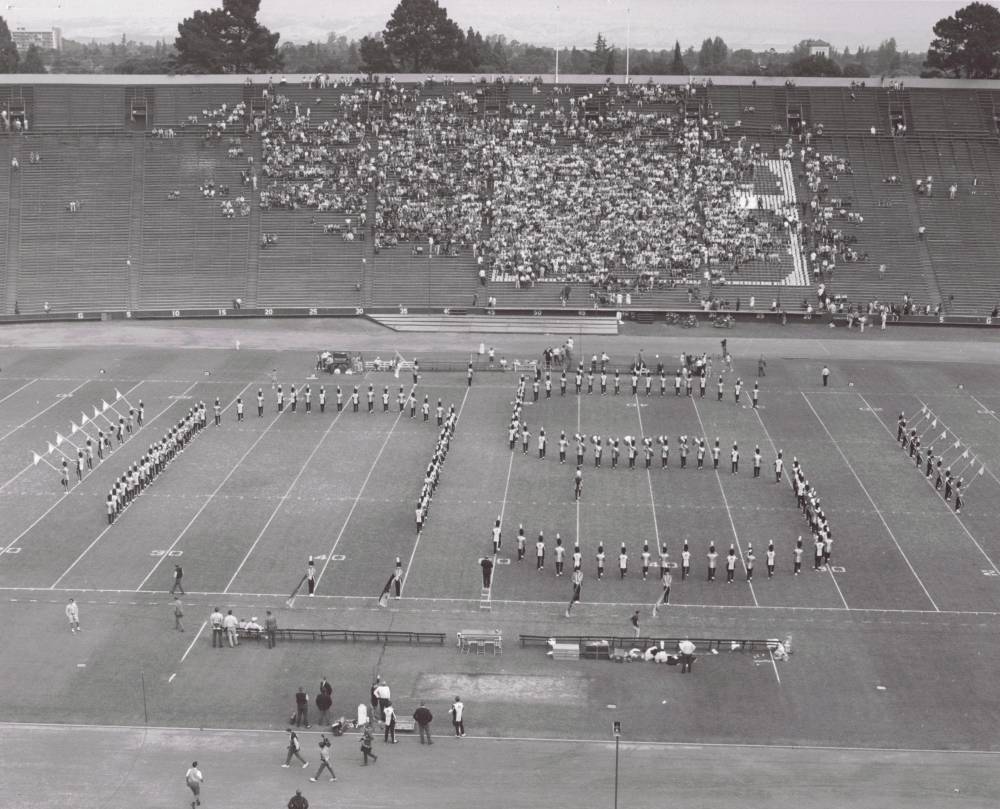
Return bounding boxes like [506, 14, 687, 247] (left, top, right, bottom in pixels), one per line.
[2, 0, 992, 51]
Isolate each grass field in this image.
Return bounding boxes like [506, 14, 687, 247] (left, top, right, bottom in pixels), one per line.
[1, 321, 1000, 808]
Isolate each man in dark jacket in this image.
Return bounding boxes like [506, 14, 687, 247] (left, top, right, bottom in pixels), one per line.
[295, 687, 310, 728]
[315, 690, 332, 727]
[287, 789, 308, 809]
[413, 702, 433, 745]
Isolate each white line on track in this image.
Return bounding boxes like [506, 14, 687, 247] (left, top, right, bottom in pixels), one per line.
[179, 620, 207, 664]
[690, 396, 759, 607]
[0, 380, 89, 443]
[223, 397, 350, 593]
[801, 392, 939, 611]
[0, 381, 199, 568]
[574, 389, 582, 543]
[130, 382, 269, 591]
[751, 404, 850, 610]
[863, 393, 1000, 578]
[314, 407, 406, 590]
[0, 378, 37, 406]
[3, 720, 1000, 756]
[401, 385, 471, 596]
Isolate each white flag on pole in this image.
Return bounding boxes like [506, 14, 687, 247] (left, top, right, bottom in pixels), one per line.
[81, 413, 90, 425]
[930, 419, 937, 428]
[71, 423, 79, 435]
[962, 449, 969, 459]
[47, 442, 57, 454]
[102, 400, 111, 412]
[980, 466, 986, 476]
[32, 452, 42, 466]
[953, 439, 961, 448]
[56, 433, 65, 446]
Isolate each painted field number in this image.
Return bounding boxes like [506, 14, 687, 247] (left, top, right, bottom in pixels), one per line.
[982, 569, 999, 577]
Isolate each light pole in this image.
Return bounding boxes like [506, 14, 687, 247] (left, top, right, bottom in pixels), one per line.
[625, 7, 631, 84]
[612, 720, 621, 809]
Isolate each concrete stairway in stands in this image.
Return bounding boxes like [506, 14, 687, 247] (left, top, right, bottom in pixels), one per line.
[370, 313, 619, 335]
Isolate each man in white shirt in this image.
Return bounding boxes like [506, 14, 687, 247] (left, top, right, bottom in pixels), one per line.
[223, 610, 239, 647]
[185, 761, 204, 808]
[383, 703, 398, 743]
[65, 598, 80, 632]
[678, 639, 696, 673]
[449, 697, 465, 736]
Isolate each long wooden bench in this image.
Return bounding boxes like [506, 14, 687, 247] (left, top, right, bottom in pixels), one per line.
[238, 628, 446, 645]
[519, 634, 780, 656]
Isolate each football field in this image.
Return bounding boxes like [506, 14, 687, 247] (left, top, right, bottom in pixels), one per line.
[1, 320, 999, 808]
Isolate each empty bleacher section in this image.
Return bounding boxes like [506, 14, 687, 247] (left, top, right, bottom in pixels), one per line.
[138, 136, 251, 309]
[14, 134, 132, 312]
[0, 77, 999, 319]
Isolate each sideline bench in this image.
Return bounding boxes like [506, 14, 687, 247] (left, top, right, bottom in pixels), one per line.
[238, 628, 446, 645]
[519, 634, 780, 658]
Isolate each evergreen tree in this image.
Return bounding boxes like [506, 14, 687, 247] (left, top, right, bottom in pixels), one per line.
[382, 0, 471, 72]
[926, 2, 1000, 78]
[174, 0, 281, 73]
[669, 40, 687, 74]
[359, 35, 396, 73]
[20, 43, 46, 73]
[0, 16, 19, 73]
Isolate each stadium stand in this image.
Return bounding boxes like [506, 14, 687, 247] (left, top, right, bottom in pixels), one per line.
[1, 77, 1000, 318]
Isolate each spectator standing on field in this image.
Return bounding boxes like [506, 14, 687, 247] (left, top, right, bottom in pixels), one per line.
[173, 597, 185, 631]
[66, 598, 81, 632]
[265, 610, 278, 648]
[383, 702, 398, 743]
[185, 761, 203, 809]
[210, 607, 224, 648]
[287, 789, 309, 809]
[449, 696, 465, 736]
[315, 689, 332, 727]
[413, 702, 433, 744]
[294, 687, 310, 728]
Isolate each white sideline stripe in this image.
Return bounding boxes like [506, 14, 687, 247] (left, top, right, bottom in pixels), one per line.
[574, 390, 582, 543]
[863, 394, 1000, 578]
[0, 380, 89, 443]
[0, 382, 197, 569]
[1, 720, 999, 756]
[0, 378, 37, 406]
[314, 407, 406, 589]
[751, 405, 850, 610]
[401, 385, 471, 596]
[690, 396, 760, 607]
[801, 392, 939, 612]
[130, 381, 268, 591]
[223, 399, 350, 593]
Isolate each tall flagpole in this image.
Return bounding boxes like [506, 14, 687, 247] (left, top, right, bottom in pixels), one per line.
[625, 6, 631, 83]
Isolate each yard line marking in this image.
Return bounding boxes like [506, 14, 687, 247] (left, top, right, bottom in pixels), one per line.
[768, 649, 782, 685]
[223, 400, 350, 593]
[0, 380, 89, 443]
[962, 393, 1000, 489]
[863, 394, 1000, 578]
[131, 382, 266, 592]
[751, 406, 849, 610]
[802, 392, 939, 611]
[575, 389, 582, 545]
[0, 378, 37, 406]
[179, 621, 207, 664]
[690, 396, 759, 607]
[0, 382, 200, 570]
[401, 385, 471, 596]
[315, 407, 406, 590]
[632, 393, 661, 552]
[0, 380, 146, 495]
